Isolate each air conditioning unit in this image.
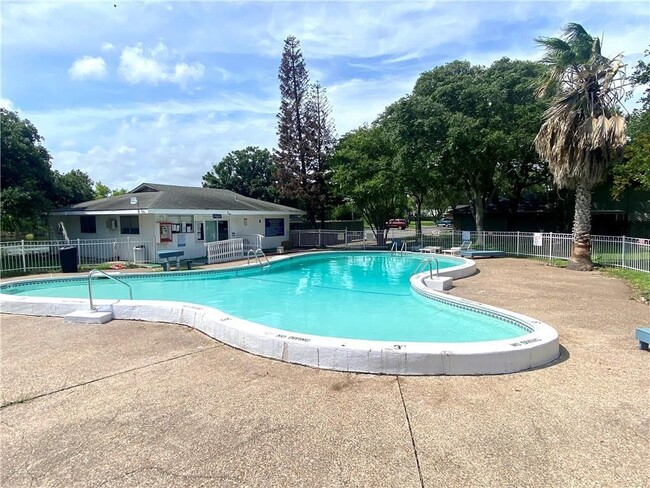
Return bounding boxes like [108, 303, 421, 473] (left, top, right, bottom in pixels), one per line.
[106, 219, 118, 230]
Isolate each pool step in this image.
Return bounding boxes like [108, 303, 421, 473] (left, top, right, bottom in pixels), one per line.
[64, 310, 114, 325]
[423, 276, 453, 291]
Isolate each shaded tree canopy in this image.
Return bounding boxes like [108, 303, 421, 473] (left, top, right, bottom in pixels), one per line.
[332, 124, 407, 239]
[404, 59, 547, 237]
[52, 169, 95, 208]
[94, 181, 127, 200]
[611, 46, 650, 197]
[1, 108, 54, 232]
[202, 146, 279, 203]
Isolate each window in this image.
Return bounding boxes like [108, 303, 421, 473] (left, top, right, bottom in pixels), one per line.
[120, 215, 140, 235]
[265, 218, 285, 237]
[80, 216, 96, 233]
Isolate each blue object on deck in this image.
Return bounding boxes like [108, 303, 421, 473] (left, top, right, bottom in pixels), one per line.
[636, 327, 650, 351]
[157, 250, 184, 271]
[460, 249, 506, 258]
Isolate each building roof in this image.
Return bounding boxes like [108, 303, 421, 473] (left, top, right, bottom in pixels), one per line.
[51, 183, 304, 215]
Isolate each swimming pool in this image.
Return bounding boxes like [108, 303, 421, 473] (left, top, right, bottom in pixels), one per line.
[0, 251, 560, 375]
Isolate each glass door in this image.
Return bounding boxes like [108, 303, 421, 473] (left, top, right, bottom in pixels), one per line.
[205, 221, 218, 243]
[217, 220, 229, 241]
[206, 220, 229, 242]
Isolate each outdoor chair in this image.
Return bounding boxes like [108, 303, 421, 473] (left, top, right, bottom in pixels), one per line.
[442, 241, 472, 255]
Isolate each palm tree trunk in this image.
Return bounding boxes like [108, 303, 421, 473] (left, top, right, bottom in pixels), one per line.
[568, 181, 594, 271]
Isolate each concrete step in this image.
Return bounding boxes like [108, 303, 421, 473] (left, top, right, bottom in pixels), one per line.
[64, 310, 114, 324]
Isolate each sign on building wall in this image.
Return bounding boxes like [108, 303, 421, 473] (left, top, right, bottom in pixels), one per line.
[177, 233, 186, 247]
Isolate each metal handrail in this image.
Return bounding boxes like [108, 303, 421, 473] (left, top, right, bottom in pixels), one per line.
[87, 269, 133, 311]
[391, 241, 407, 255]
[247, 248, 270, 266]
[412, 258, 440, 279]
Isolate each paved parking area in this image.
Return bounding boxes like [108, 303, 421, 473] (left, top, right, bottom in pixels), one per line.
[1, 258, 648, 487]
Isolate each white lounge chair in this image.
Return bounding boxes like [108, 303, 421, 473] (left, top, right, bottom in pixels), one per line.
[442, 241, 472, 255]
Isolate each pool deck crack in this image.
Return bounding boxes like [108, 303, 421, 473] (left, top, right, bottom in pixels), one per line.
[0, 344, 220, 409]
[397, 375, 425, 488]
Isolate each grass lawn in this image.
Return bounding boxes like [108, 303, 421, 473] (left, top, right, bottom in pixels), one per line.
[600, 267, 650, 303]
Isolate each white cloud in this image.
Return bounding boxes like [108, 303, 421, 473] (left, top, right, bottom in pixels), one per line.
[0, 98, 14, 110]
[118, 44, 166, 84]
[68, 56, 107, 81]
[328, 75, 417, 133]
[118, 42, 204, 87]
[49, 112, 277, 190]
[171, 62, 205, 85]
[101, 42, 115, 52]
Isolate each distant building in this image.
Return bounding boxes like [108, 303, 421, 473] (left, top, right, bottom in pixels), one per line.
[49, 183, 304, 260]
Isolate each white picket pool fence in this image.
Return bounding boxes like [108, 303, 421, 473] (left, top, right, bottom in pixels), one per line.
[289, 229, 650, 273]
[205, 238, 244, 264]
[0, 237, 156, 274]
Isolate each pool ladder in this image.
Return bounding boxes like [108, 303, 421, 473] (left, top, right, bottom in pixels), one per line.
[412, 258, 440, 279]
[390, 241, 407, 255]
[87, 269, 133, 311]
[247, 248, 270, 267]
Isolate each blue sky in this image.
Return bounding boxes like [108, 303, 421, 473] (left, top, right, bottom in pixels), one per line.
[2, 0, 648, 191]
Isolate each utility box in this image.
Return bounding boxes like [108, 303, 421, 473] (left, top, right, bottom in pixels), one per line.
[59, 246, 78, 273]
[133, 245, 147, 264]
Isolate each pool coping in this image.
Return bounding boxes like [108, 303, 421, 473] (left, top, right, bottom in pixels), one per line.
[0, 251, 560, 375]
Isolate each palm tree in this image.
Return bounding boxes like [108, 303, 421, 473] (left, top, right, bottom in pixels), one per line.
[534, 23, 627, 270]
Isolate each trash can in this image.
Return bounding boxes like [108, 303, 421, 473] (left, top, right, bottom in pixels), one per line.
[133, 245, 146, 265]
[59, 246, 78, 273]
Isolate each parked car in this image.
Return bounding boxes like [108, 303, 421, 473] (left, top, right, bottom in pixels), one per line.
[386, 218, 408, 230]
[436, 218, 453, 227]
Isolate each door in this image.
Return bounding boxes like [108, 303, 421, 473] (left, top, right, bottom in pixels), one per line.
[205, 221, 218, 243]
[206, 220, 229, 242]
[217, 220, 229, 241]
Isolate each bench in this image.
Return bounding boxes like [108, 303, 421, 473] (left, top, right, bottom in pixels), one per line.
[157, 250, 184, 271]
[636, 327, 650, 351]
[419, 246, 442, 254]
[460, 249, 506, 258]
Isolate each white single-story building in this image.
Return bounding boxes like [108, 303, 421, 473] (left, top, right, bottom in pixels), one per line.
[49, 183, 304, 262]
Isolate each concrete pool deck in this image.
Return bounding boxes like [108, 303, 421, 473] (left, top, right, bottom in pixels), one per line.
[1, 258, 649, 486]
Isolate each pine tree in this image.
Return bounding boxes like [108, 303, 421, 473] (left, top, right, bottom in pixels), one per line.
[275, 36, 312, 216]
[275, 36, 337, 226]
[305, 81, 337, 225]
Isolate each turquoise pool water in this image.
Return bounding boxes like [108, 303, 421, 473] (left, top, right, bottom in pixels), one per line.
[2, 252, 527, 343]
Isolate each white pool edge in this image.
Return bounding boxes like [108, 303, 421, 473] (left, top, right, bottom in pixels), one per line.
[0, 251, 560, 375]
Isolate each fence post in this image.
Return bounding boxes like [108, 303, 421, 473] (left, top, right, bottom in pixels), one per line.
[549, 232, 553, 260]
[516, 231, 520, 257]
[318, 229, 322, 248]
[621, 235, 626, 268]
[21, 240, 27, 273]
[345, 229, 348, 248]
[77, 238, 81, 265]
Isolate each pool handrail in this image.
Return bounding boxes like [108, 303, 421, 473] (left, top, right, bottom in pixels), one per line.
[390, 241, 407, 255]
[412, 258, 440, 279]
[247, 248, 270, 267]
[87, 269, 133, 311]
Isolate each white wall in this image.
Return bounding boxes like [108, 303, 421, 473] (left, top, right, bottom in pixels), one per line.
[50, 212, 292, 261]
